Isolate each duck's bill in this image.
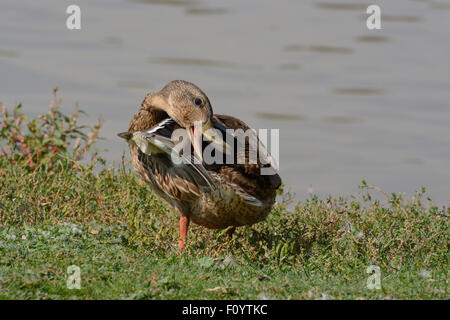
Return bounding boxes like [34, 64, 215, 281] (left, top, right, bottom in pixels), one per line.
[187, 119, 231, 162]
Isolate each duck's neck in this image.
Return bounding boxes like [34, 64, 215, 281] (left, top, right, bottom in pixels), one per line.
[128, 108, 168, 133]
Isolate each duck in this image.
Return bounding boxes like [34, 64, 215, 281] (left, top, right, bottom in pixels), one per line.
[118, 80, 281, 252]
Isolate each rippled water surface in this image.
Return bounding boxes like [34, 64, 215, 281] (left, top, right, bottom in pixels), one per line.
[1, 0, 449, 204]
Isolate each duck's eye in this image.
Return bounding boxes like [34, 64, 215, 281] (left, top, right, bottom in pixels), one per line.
[194, 98, 203, 106]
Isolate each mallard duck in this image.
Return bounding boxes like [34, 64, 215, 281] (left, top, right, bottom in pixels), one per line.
[118, 80, 281, 252]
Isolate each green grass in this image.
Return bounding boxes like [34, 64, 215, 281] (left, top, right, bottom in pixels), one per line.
[0, 95, 448, 299]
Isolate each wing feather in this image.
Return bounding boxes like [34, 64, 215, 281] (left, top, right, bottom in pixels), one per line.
[133, 118, 217, 191]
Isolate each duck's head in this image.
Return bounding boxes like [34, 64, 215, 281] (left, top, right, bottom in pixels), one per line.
[143, 80, 212, 128]
[141, 80, 228, 160]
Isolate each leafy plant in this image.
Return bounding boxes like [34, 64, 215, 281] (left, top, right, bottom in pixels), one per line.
[0, 88, 102, 170]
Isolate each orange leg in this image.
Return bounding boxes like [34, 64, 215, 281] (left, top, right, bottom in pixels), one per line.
[179, 216, 190, 253]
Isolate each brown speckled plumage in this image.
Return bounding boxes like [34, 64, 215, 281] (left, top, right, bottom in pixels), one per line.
[123, 80, 281, 250]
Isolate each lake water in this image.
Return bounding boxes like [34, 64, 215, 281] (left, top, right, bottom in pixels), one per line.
[1, 0, 449, 205]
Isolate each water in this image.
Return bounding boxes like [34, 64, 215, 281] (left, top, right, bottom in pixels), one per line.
[1, 0, 449, 205]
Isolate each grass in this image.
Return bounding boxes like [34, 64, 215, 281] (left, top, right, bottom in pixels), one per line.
[0, 93, 448, 299]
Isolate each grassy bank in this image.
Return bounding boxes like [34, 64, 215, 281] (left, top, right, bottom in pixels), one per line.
[0, 96, 448, 299]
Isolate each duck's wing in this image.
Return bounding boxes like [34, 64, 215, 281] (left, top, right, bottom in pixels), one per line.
[133, 118, 217, 191]
[212, 115, 278, 174]
[211, 114, 282, 201]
